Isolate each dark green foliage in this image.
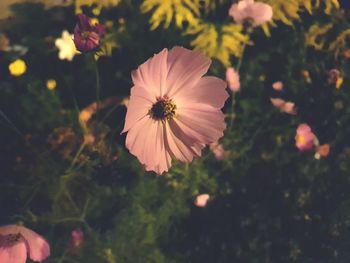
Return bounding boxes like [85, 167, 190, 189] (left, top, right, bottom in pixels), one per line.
[1, 2, 350, 263]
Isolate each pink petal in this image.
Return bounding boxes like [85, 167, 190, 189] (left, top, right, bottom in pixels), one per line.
[122, 86, 154, 133]
[249, 2, 273, 26]
[272, 81, 283, 91]
[131, 49, 168, 98]
[174, 104, 226, 144]
[166, 47, 211, 98]
[18, 227, 50, 262]
[0, 225, 50, 262]
[281, 102, 297, 115]
[270, 98, 296, 115]
[125, 116, 171, 174]
[0, 240, 27, 263]
[174, 76, 228, 108]
[210, 142, 225, 160]
[226, 67, 240, 92]
[165, 120, 204, 162]
[194, 194, 210, 207]
[297, 124, 311, 134]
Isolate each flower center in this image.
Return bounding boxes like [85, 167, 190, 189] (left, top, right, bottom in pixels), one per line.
[0, 233, 22, 247]
[297, 135, 306, 145]
[150, 97, 176, 121]
[81, 31, 91, 40]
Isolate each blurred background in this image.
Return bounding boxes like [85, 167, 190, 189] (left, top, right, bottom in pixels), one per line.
[1, 0, 350, 262]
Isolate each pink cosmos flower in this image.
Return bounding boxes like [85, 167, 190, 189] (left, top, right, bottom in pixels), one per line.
[69, 229, 84, 254]
[272, 81, 283, 91]
[209, 142, 225, 160]
[122, 47, 229, 174]
[229, 0, 273, 27]
[295, 124, 316, 151]
[194, 194, 210, 207]
[270, 98, 296, 115]
[226, 67, 240, 92]
[0, 224, 50, 263]
[73, 14, 105, 53]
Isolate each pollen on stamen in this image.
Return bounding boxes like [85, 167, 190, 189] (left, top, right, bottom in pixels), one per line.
[150, 97, 177, 121]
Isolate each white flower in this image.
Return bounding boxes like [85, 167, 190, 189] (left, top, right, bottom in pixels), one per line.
[55, 30, 80, 61]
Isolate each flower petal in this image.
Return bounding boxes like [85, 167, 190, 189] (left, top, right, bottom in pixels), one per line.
[131, 48, 168, 98]
[174, 76, 229, 108]
[126, 116, 171, 174]
[249, 2, 273, 26]
[122, 86, 153, 133]
[0, 241, 27, 263]
[166, 47, 211, 98]
[165, 120, 203, 162]
[19, 227, 50, 262]
[174, 104, 226, 144]
[0, 225, 50, 263]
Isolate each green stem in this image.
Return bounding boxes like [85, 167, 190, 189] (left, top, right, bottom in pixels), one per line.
[228, 42, 247, 131]
[228, 26, 253, 132]
[67, 143, 86, 171]
[93, 56, 101, 120]
[100, 103, 119, 123]
[0, 109, 24, 138]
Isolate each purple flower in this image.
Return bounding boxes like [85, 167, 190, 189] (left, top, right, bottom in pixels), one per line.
[73, 14, 105, 53]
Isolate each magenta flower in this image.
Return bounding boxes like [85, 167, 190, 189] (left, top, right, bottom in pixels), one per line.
[122, 47, 229, 174]
[295, 124, 316, 151]
[73, 14, 105, 53]
[270, 98, 296, 115]
[0, 225, 50, 263]
[229, 0, 273, 27]
[194, 194, 210, 207]
[226, 67, 240, 92]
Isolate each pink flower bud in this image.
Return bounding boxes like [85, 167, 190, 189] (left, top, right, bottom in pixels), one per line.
[295, 124, 316, 151]
[194, 194, 210, 207]
[229, 0, 273, 27]
[272, 81, 283, 91]
[226, 67, 240, 92]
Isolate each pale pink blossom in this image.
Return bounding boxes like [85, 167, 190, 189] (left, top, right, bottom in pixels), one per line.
[229, 0, 273, 26]
[122, 47, 229, 174]
[295, 124, 316, 151]
[226, 67, 240, 92]
[0, 224, 50, 263]
[270, 98, 296, 115]
[69, 229, 84, 254]
[210, 142, 225, 160]
[272, 81, 283, 91]
[194, 194, 210, 207]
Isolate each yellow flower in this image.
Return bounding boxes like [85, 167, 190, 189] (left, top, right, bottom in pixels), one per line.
[9, 59, 26, 76]
[46, 79, 57, 90]
[55, 30, 80, 61]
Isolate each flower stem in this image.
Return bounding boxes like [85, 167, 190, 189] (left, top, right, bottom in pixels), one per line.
[0, 109, 24, 138]
[228, 42, 247, 132]
[93, 55, 101, 120]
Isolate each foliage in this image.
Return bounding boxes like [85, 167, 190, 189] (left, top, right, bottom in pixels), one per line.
[1, 0, 350, 263]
